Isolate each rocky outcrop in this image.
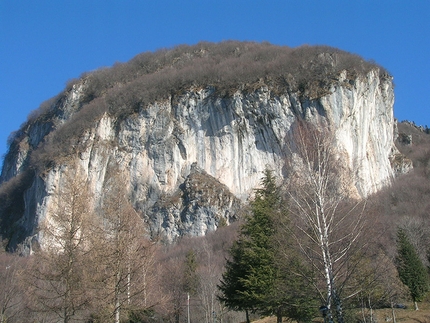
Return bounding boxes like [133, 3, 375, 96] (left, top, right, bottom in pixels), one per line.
[0, 43, 409, 249]
[150, 163, 242, 242]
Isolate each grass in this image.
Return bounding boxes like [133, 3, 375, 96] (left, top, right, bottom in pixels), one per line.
[252, 302, 430, 323]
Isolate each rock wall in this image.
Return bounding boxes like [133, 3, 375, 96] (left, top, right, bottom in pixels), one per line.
[0, 69, 406, 247]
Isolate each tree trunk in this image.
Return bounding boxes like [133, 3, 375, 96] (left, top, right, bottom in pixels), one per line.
[245, 309, 250, 323]
[115, 269, 121, 323]
[115, 299, 120, 323]
[391, 302, 397, 323]
[276, 307, 282, 323]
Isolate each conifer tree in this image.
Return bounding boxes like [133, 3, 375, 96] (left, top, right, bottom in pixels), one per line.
[219, 168, 316, 323]
[218, 169, 277, 322]
[217, 218, 261, 323]
[183, 250, 199, 297]
[395, 228, 429, 310]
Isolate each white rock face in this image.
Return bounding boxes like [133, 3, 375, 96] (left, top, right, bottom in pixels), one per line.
[322, 70, 397, 196]
[0, 69, 405, 246]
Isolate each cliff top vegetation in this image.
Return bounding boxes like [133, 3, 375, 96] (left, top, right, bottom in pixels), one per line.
[30, 41, 388, 124]
[4, 41, 389, 172]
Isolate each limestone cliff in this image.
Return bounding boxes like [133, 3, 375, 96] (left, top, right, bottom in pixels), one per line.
[0, 42, 408, 250]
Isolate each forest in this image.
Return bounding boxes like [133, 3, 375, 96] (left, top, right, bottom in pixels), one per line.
[1, 120, 430, 323]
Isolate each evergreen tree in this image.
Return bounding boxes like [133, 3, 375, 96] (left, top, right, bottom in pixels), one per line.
[218, 238, 256, 323]
[240, 169, 278, 306]
[395, 228, 430, 310]
[183, 249, 199, 296]
[219, 168, 316, 323]
[272, 217, 319, 323]
[218, 169, 278, 322]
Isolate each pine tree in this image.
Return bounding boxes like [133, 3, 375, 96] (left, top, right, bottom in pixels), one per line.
[219, 168, 316, 323]
[218, 169, 277, 322]
[272, 216, 319, 323]
[218, 222, 263, 322]
[183, 250, 199, 296]
[395, 228, 430, 310]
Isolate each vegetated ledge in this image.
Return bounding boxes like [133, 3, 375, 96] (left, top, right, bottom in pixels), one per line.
[8, 41, 390, 173]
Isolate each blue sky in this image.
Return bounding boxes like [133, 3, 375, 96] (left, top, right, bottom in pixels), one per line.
[1, 1, 429, 166]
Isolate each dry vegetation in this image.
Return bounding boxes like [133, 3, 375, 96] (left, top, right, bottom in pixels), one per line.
[254, 303, 430, 323]
[1, 122, 430, 322]
[0, 41, 391, 243]
[372, 122, 430, 261]
[3, 41, 388, 172]
[2, 41, 429, 322]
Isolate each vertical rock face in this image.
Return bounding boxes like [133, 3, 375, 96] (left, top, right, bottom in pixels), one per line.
[0, 43, 407, 249]
[322, 70, 397, 196]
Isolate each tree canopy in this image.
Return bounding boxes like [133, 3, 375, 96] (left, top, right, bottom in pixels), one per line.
[395, 228, 430, 310]
[218, 168, 317, 323]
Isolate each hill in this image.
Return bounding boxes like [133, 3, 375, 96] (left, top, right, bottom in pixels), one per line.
[0, 41, 401, 251]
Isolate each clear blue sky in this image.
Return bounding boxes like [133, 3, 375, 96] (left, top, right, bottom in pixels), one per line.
[1, 1, 429, 167]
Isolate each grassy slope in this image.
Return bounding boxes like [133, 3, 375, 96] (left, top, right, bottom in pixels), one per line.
[253, 302, 430, 322]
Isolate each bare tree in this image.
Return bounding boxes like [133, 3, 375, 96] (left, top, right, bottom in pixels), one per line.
[159, 256, 187, 323]
[27, 167, 93, 323]
[194, 240, 224, 323]
[285, 121, 367, 323]
[88, 168, 158, 323]
[0, 250, 26, 323]
[349, 249, 407, 323]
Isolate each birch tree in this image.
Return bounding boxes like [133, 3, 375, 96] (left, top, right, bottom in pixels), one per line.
[286, 121, 366, 323]
[196, 240, 225, 323]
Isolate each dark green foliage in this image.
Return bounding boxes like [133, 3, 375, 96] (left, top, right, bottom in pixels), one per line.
[219, 168, 317, 322]
[126, 308, 160, 323]
[218, 169, 280, 316]
[270, 220, 319, 322]
[241, 169, 279, 306]
[395, 228, 430, 303]
[183, 249, 199, 296]
[275, 259, 318, 323]
[218, 238, 257, 314]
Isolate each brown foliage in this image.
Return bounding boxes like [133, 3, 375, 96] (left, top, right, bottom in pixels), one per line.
[367, 122, 430, 262]
[10, 41, 387, 170]
[25, 169, 94, 322]
[86, 167, 160, 323]
[0, 250, 28, 322]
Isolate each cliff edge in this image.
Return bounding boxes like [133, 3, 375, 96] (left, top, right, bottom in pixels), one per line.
[0, 41, 409, 250]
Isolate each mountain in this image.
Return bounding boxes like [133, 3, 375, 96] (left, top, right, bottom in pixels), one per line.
[0, 41, 411, 251]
